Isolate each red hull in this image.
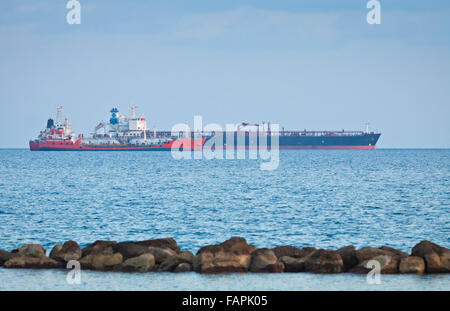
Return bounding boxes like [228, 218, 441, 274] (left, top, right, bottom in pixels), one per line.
[29, 138, 205, 151]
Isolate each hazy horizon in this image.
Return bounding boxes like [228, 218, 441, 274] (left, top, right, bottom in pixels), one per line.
[1, 0, 449, 148]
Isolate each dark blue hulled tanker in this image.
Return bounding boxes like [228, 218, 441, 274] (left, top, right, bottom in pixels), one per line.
[202, 123, 381, 150]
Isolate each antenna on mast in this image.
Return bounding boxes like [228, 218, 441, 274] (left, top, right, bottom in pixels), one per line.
[366, 121, 369, 134]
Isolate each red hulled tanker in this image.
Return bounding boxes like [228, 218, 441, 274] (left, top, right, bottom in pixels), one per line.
[29, 107, 380, 151]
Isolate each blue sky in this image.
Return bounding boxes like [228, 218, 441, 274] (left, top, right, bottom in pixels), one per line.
[1, 0, 449, 148]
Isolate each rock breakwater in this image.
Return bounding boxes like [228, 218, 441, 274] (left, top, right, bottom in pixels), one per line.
[1, 238, 449, 275]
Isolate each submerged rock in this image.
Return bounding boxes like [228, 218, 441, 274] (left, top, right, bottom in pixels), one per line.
[411, 240, 450, 273]
[399, 256, 425, 274]
[50, 240, 82, 262]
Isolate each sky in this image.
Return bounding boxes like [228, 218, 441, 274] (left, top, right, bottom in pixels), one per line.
[0, 0, 449, 148]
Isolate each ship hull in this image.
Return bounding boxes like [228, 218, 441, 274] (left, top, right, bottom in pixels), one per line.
[206, 133, 381, 150]
[30, 134, 380, 151]
[30, 138, 205, 151]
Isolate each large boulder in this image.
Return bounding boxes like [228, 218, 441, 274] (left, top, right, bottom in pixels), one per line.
[50, 241, 82, 262]
[79, 253, 123, 271]
[271, 246, 316, 259]
[399, 256, 425, 274]
[120, 253, 155, 272]
[13, 244, 46, 258]
[112, 242, 151, 260]
[411, 240, 450, 273]
[271, 246, 303, 258]
[4, 256, 63, 269]
[349, 255, 399, 274]
[219, 237, 256, 254]
[279, 256, 307, 272]
[337, 246, 358, 272]
[249, 248, 280, 272]
[146, 247, 178, 264]
[303, 250, 344, 273]
[135, 238, 180, 253]
[81, 241, 117, 257]
[356, 246, 405, 263]
[379, 246, 408, 258]
[0, 250, 18, 266]
[193, 237, 255, 273]
[158, 250, 194, 272]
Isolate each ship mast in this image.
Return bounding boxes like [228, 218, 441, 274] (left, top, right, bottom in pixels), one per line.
[131, 105, 137, 119]
[56, 106, 63, 126]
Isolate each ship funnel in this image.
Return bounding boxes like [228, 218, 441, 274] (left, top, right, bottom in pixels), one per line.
[46, 118, 54, 129]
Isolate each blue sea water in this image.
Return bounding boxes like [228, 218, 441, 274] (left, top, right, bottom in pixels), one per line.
[0, 149, 449, 290]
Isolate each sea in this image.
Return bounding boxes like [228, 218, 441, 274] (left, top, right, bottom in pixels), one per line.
[0, 149, 448, 290]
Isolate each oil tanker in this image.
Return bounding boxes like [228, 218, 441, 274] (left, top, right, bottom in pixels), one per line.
[29, 107, 381, 151]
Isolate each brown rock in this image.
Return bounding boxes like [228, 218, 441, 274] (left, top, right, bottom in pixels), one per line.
[265, 262, 284, 273]
[304, 250, 344, 273]
[178, 251, 194, 263]
[249, 248, 278, 272]
[349, 255, 399, 274]
[411, 240, 450, 273]
[4, 256, 63, 269]
[135, 238, 180, 253]
[120, 253, 155, 272]
[112, 242, 150, 260]
[399, 256, 425, 274]
[158, 251, 195, 272]
[50, 241, 82, 262]
[356, 246, 403, 263]
[0, 250, 18, 266]
[147, 247, 177, 264]
[272, 246, 301, 258]
[271, 246, 316, 259]
[379, 246, 408, 258]
[174, 262, 192, 273]
[193, 238, 254, 273]
[81, 241, 117, 257]
[337, 246, 358, 272]
[219, 237, 256, 254]
[279, 256, 307, 272]
[79, 253, 123, 271]
[15, 244, 46, 258]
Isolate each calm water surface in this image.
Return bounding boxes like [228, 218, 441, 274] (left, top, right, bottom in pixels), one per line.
[0, 149, 448, 290]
